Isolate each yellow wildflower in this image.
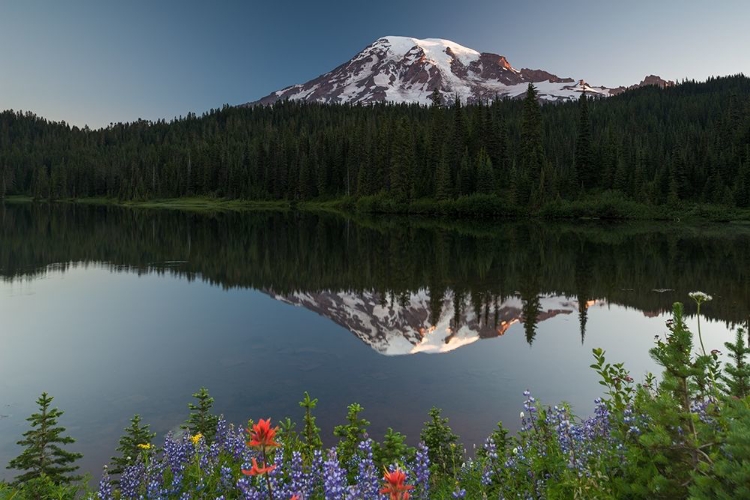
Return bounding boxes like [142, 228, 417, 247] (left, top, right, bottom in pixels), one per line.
[137, 443, 153, 450]
[190, 433, 203, 445]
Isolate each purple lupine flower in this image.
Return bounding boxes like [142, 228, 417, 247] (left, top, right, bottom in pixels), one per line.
[119, 461, 145, 499]
[413, 441, 430, 499]
[352, 439, 379, 499]
[305, 449, 325, 493]
[215, 417, 229, 447]
[164, 432, 193, 475]
[220, 465, 234, 490]
[266, 446, 285, 497]
[323, 449, 347, 500]
[287, 451, 305, 497]
[237, 477, 264, 500]
[97, 465, 113, 500]
[146, 478, 162, 498]
[452, 487, 467, 498]
[480, 438, 497, 487]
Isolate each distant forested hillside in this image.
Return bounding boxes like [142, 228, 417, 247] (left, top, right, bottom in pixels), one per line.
[1, 75, 749, 211]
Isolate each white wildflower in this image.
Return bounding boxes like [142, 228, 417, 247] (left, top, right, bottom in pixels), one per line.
[688, 291, 712, 303]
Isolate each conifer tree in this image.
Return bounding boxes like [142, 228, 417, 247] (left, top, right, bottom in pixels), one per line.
[435, 156, 452, 201]
[7, 392, 82, 486]
[476, 148, 495, 194]
[428, 87, 443, 107]
[183, 387, 219, 441]
[574, 92, 595, 190]
[110, 414, 156, 477]
[721, 328, 750, 398]
[299, 392, 323, 463]
[520, 84, 544, 203]
[390, 118, 414, 203]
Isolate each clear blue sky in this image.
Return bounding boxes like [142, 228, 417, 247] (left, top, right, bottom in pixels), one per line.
[1, 0, 747, 129]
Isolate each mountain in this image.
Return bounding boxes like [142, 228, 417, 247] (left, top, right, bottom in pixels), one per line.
[247, 36, 670, 106]
[270, 289, 594, 355]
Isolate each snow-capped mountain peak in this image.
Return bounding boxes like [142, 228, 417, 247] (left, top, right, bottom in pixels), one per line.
[245, 36, 672, 107]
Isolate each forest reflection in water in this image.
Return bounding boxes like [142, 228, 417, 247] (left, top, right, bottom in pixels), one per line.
[0, 201, 747, 480]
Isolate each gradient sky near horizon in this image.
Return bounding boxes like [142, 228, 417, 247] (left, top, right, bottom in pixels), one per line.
[1, 0, 748, 129]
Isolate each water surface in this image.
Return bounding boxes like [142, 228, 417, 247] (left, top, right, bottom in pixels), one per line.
[0, 203, 746, 480]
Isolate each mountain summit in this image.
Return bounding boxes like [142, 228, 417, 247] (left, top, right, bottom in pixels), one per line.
[247, 36, 668, 106]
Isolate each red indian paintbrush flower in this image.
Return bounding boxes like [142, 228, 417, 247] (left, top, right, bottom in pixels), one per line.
[241, 457, 277, 476]
[247, 418, 280, 450]
[380, 468, 414, 500]
[289, 496, 300, 500]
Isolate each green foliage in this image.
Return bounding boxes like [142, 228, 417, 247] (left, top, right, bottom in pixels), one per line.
[373, 428, 414, 469]
[6, 393, 82, 487]
[721, 327, 750, 398]
[689, 398, 750, 499]
[4, 75, 750, 214]
[110, 414, 156, 477]
[333, 403, 370, 472]
[183, 386, 219, 441]
[590, 347, 635, 411]
[419, 407, 462, 476]
[299, 392, 323, 463]
[1, 474, 81, 500]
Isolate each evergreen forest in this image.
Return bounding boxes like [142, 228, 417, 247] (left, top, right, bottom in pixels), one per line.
[1, 75, 750, 215]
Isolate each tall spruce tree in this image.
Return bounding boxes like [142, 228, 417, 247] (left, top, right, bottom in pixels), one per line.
[110, 414, 156, 477]
[574, 92, 596, 190]
[520, 84, 545, 204]
[7, 392, 82, 486]
[183, 387, 219, 441]
[476, 148, 495, 194]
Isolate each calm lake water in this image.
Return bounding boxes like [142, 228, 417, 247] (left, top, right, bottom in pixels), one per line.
[1, 202, 748, 481]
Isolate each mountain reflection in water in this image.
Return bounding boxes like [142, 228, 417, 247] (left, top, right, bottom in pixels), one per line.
[1, 201, 748, 481]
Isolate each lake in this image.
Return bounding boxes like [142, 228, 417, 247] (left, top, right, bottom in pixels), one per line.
[0, 202, 747, 482]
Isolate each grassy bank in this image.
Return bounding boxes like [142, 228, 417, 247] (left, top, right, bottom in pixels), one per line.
[5, 193, 750, 223]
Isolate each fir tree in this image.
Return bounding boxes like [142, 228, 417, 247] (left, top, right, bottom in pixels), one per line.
[373, 428, 412, 469]
[520, 84, 545, 204]
[574, 92, 596, 190]
[299, 392, 323, 463]
[428, 87, 443, 107]
[721, 328, 750, 398]
[475, 148, 495, 195]
[6, 392, 82, 486]
[435, 156, 452, 201]
[110, 414, 156, 477]
[390, 118, 414, 203]
[183, 387, 219, 441]
[420, 407, 462, 476]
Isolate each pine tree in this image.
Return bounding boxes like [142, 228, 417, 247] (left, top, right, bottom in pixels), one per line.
[428, 87, 443, 108]
[299, 392, 323, 463]
[574, 92, 596, 190]
[110, 414, 156, 477]
[7, 392, 82, 486]
[520, 84, 545, 204]
[183, 387, 219, 441]
[390, 118, 414, 203]
[721, 328, 750, 398]
[475, 148, 495, 195]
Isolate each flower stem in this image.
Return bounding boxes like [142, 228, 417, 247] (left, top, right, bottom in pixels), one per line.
[263, 448, 275, 500]
[697, 303, 707, 356]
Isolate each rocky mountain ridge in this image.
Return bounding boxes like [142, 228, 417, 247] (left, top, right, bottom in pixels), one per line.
[247, 36, 673, 106]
